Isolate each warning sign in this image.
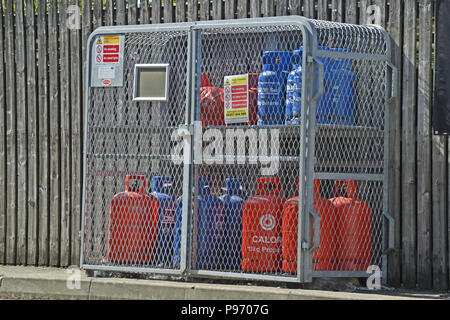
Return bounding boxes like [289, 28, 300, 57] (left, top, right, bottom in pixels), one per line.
[91, 34, 124, 87]
[95, 35, 121, 65]
[224, 74, 249, 124]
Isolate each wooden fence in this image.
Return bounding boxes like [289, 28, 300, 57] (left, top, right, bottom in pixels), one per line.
[0, 0, 447, 290]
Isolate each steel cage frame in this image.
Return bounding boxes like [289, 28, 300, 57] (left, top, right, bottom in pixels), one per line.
[80, 16, 395, 284]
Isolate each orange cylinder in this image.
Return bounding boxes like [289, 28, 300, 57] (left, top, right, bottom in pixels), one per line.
[281, 180, 336, 273]
[242, 177, 286, 273]
[330, 180, 373, 271]
[107, 175, 159, 265]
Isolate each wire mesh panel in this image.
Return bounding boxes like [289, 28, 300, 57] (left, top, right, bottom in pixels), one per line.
[82, 28, 190, 272]
[187, 22, 310, 282]
[308, 21, 393, 277]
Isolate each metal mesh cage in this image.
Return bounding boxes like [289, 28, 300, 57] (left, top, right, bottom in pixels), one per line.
[82, 17, 395, 283]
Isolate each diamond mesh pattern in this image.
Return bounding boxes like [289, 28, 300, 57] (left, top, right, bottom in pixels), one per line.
[83, 31, 188, 269]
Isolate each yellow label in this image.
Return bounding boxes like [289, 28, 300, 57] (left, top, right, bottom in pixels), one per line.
[103, 35, 121, 44]
[226, 109, 248, 118]
[96, 37, 103, 44]
[231, 76, 247, 86]
[225, 79, 230, 86]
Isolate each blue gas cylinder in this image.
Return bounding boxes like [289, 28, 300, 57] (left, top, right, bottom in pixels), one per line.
[151, 176, 176, 267]
[219, 178, 245, 271]
[257, 51, 293, 126]
[196, 177, 224, 270]
[290, 47, 355, 125]
[172, 178, 224, 270]
[318, 48, 355, 125]
[285, 50, 302, 125]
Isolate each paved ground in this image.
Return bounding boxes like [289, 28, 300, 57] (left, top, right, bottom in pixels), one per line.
[0, 265, 448, 300]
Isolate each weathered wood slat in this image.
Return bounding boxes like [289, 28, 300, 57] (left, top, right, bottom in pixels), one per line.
[116, 0, 126, 25]
[37, 0, 49, 266]
[225, 0, 236, 19]
[128, 0, 138, 25]
[188, 0, 198, 22]
[331, 0, 343, 22]
[304, 0, 316, 19]
[250, 0, 261, 18]
[317, 0, 328, 20]
[200, 0, 210, 21]
[152, 0, 161, 24]
[387, 0, 403, 288]
[69, 0, 82, 266]
[59, 0, 71, 268]
[93, 0, 103, 29]
[15, 0, 28, 266]
[263, 0, 274, 17]
[104, 0, 114, 26]
[345, 0, 358, 24]
[48, 0, 60, 267]
[0, 0, 6, 264]
[237, 0, 248, 18]
[164, 0, 174, 23]
[290, 0, 302, 15]
[276, 0, 288, 16]
[176, 0, 187, 22]
[140, 0, 150, 25]
[402, 0, 418, 288]
[416, 0, 433, 290]
[5, 0, 17, 266]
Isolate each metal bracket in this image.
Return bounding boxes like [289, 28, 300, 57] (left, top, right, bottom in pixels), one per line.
[309, 210, 321, 252]
[387, 62, 398, 101]
[383, 212, 395, 254]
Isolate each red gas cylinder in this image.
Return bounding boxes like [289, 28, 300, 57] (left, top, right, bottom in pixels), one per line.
[330, 180, 373, 271]
[281, 180, 336, 274]
[242, 177, 286, 273]
[107, 175, 159, 265]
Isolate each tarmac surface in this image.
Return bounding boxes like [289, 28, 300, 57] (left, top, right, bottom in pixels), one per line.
[0, 265, 448, 300]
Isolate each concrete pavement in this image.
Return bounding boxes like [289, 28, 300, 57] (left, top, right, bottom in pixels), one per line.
[0, 265, 447, 300]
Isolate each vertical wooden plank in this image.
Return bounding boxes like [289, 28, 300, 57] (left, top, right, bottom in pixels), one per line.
[387, 0, 403, 288]
[375, 0, 387, 27]
[37, 0, 49, 266]
[5, 0, 17, 265]
[304, 0, 315, 19]
[48, 0, 60, 267]
[317, 0, 328, 20]
[249, 0, 261, 18]
[263, 0, 274, 17]
[128, 0, 138, 25]
[152, 0, 161, 24]
[402, 0, 417, 289]
[224, 0, 235, 19]
[59, 0, 71, 268]
[212, 0, 224, 20]
[432, 137, 448, 290]
[15, 0, 28, 266]
[345, 0, 357, 24]
[140, 0, 150, 24]
[200, 0, 210, 21]
[176, 0, 187, 22]
[433, 1, 449, 292]
[331, 0, 343, 22]
[69, 0, 82, 266]
[93, 0, 103, 29]
[276, 0, 288, 16]
[81, 0, 92, 265]
[415, 0, 433, 290]
[104, 0, 115, 26]
[237, 0, 248, 18]
[164, 0, 174, 23]
[187, 0, 198, 21]
[360, 0, 369, 25]
[0, 0, 6, 264]
[116, 0, 126, 25]
[290, 0, 302, 15]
